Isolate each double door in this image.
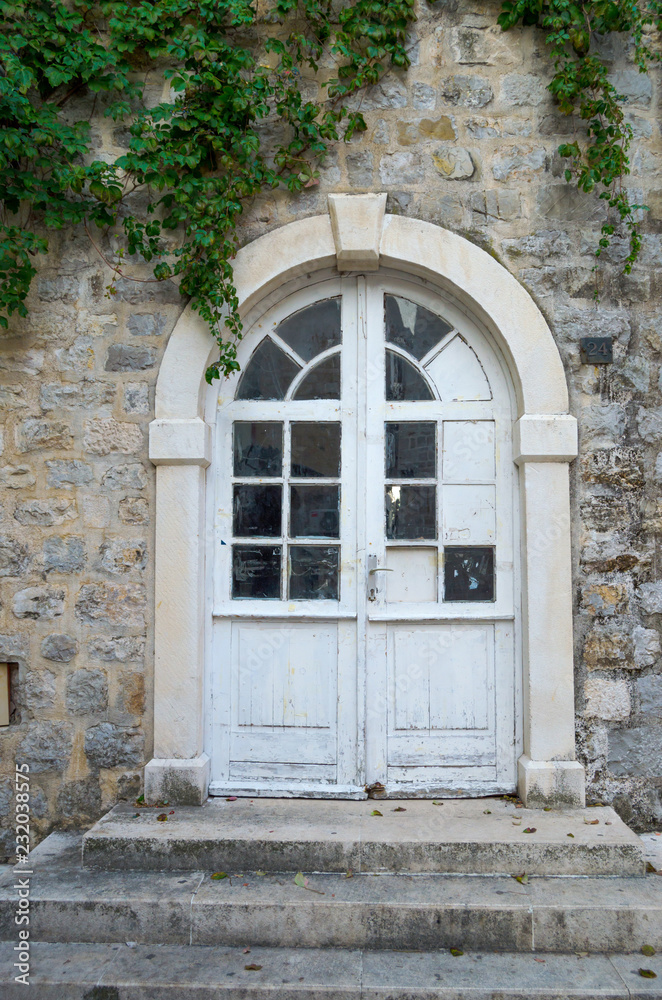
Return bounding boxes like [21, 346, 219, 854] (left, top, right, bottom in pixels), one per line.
[210, 274, 518, 796]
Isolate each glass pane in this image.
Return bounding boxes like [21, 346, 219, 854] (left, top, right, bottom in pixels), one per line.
[293, 353, 341, 400]
[233, 422, 283, 477]
[236, 339, 301, 400]
[277, 298, 341, 362]
[232, 545, 281, 599]
[290, 485, 340, 538]
[233, 484, 282, 537]
[385, 350, 434, 401]
[291, 422, 341, 478]
[289, 546, 339, 600]
[385, 485, 436, 540]
[444, 547, 494, 602]
[385, 294, 453, 360]
[386, 422, 436, 479]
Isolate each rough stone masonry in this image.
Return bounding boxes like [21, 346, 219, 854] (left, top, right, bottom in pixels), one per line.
[1, 0, 662, 853]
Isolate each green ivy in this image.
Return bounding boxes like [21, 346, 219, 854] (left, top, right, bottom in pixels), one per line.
[498, 0, 661, 274]
[0, 0, 658, 378]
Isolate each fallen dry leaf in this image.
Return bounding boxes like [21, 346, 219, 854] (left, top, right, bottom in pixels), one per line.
[156, 813, 168, 822]
[639, 969, 657, 979]
[226, 796, 238, 802]
[245, 964, 262, 971]
[370, 809, 383, 816]
[584, 818, 599, 825]
[523, 828, 537, 834]
[211, 872, 228, 880]
[642, 945, 656, 957]
[512, 874, 529, 884]
[567, 833, 575, 838]
[393, 807, 406, 812]
[534, 958, 546, 963]
[450, 948, 463, 957]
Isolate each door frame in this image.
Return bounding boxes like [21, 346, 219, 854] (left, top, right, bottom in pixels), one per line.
[146, 193, 585, 809]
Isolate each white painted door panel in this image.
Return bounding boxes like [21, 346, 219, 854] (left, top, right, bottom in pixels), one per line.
[210, 272, 519, 797]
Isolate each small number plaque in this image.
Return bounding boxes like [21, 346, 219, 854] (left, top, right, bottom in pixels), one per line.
[580, 337, 613, 364]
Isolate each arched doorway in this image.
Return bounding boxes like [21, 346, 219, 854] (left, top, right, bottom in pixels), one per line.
[209, 272, 518, 797]
[147, 194, 584, 808]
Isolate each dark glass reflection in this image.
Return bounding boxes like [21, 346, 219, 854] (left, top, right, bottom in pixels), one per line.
[233, 484, 282, 537]
[293, 353, 341, 400]
[385, 485, 436, 540]
[233, 422, 283, 477]
[232, 545, 281, 599]
[236, 339, 301, 400]
[291, 422, 341, 478]
[290, 485, 340, 538]
[444, 547, 495, 602]
[385, 294, 453, 360]
[289, 545, 339, 600]
[386, 422, 436, 479]
[385, 350, 434, 401]
[276, 298, 342, 362]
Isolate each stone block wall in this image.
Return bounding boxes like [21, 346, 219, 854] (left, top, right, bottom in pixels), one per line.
[1, 0, 662, 848]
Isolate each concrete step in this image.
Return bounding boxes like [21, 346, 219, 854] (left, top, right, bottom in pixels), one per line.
[1, 941, 661, 999]
[2, 834, 661, 955]
[82, 798, 646, 876]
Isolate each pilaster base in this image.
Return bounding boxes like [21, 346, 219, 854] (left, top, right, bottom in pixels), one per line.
[518, 755, 586, 808]
[144, 754, 210, 806]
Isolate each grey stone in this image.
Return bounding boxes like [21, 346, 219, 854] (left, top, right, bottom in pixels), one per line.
[40, 381, 115, 411]
[637, 674, 662, 717]
[101, 463, 148, 490]
[113, 276, 182, 305]
[13, 586, 65, 620]
[118, 497, 149, 525]
[538, 184, 608, 223]
[37, 275, 80, 302]
[432, 145, 475, 180]
[609, 725, 662, 776]
[105, 344, 157, 372]
[639, 582, 662, 615]
[25, 669, 56, 711]
[502, 230, 571, 258]
[633, 626, 661, 668]
[54, 335, 97, 371]
[538, 113, 582, 136]
[75, 583, 146, 628]
[346, 151, 373, 188]
[16, 418, 73, 453]
[0, 384, 26, 408]
[46, 460, 94, 488]
[449, 26, 492, 65]
[611, 68, 652, 106]
[350, 78, 407, 110]
[84, 722, 144, 769]
[56, 778, 103, 821]
[0, 348, 44, 373]
[127, 313, 166, 337]
[372, 119, 389, 144]
[637, 406, 662, 443]
[412, 83, 435, 109]
[0, 465, 36, 489]
[615, 356, 650, 393]
[440, 75, 493, 108]
[471, 189, 521, 221]
[29, 786, 48, 819]
[123, 382, 149, 414]
[581, 403, 627, 449]
[379, 152, 425, 185]
[500, 73, 548, 106]
[41, 634, 78, 662]
[66, 669, 108, 715]
[465, 116, 532, 138]
[44, 536, 86, 574]
[0, 634, 29, 659]
[84, 418, 143, 456]
[99, 538, 147, 574]
[0, 536, 29, 577]
[14, 498, 77, 527]
[88, 635, 145, 662]
[17, 721, 74, 773]
[492, 146, 546, 181]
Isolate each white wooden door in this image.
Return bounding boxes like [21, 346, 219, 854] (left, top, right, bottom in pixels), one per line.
[209, 274, 519, 797]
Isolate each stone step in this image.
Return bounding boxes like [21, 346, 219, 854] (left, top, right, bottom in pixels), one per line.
[1, 941, 661, 999]
[2, 834, 660, 955]
[82, 798, 646, 876]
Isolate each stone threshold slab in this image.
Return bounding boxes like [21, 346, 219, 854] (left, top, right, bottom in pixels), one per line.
[82, 797, 645, 876]
[2, 834, 660, 953]
[1, 942, 661, 999]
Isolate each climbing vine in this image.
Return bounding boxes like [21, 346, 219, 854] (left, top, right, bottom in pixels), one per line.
[0, 0, 660, 379]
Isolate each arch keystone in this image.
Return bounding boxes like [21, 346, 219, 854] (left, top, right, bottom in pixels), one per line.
[328, 192, 386, 270]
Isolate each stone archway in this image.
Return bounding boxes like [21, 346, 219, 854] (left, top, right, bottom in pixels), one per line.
[146, 193, 584, 808]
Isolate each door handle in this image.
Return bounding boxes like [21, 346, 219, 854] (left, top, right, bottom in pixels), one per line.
[368, 567, 394, 574]
[367, 564, 393, 601]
